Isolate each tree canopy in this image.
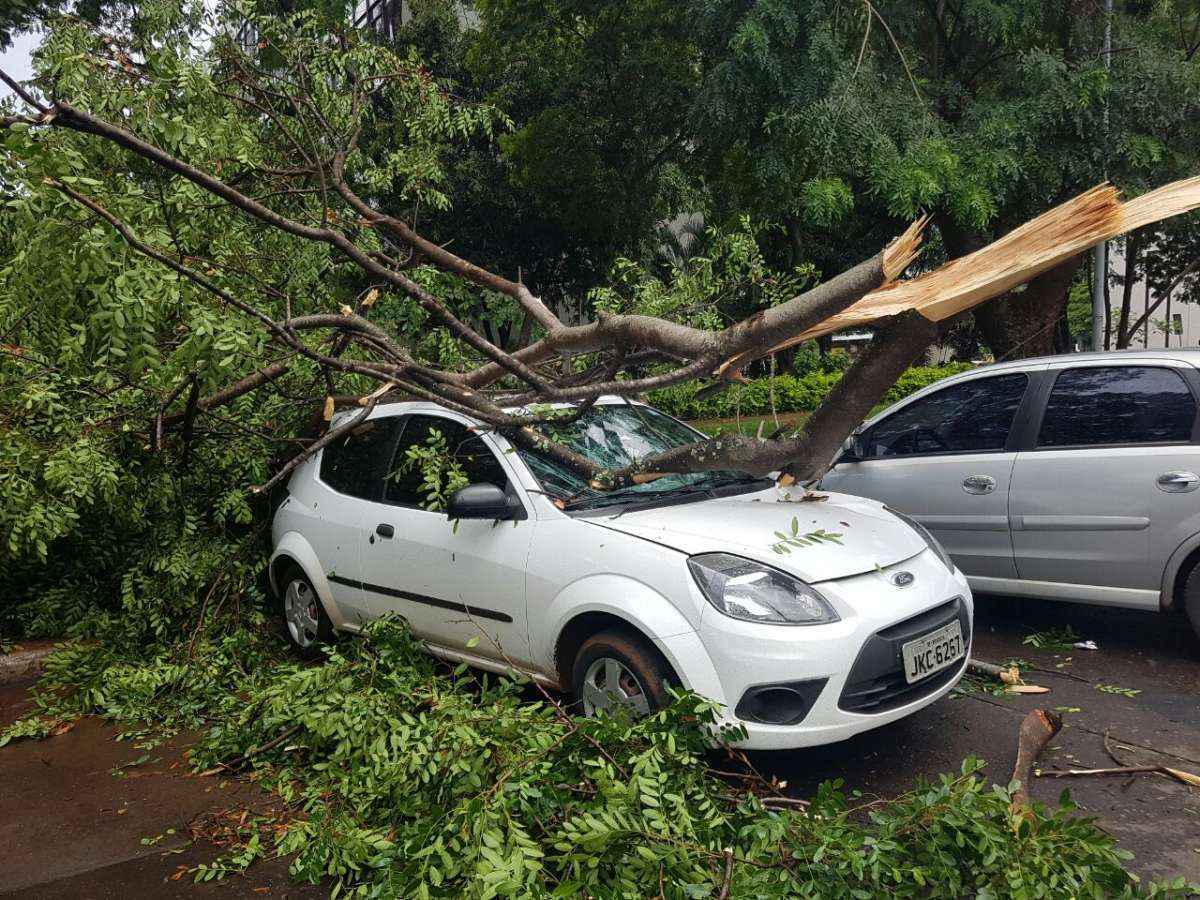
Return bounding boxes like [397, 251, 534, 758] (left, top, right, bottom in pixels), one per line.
[2, 0, 1199, 639]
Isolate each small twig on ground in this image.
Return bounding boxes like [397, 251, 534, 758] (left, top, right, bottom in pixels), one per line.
[961, 691, 1200, 766]
[1039, 765, 1200, 788]
[1022, 663, 1090, 684]
[1103, 729, 1132, 768]
[970, 657, 1088, 685]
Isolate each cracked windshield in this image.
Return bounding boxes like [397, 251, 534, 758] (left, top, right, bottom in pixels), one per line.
[519, 404, 766, 509]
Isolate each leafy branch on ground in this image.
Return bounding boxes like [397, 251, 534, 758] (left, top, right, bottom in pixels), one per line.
[1096, 683, 1143, 699]
[3, 618, 1191, 898]
[1023, 626, 1082, 652]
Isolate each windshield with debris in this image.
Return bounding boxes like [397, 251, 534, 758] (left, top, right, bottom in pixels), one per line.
[518, 404, 765, 510]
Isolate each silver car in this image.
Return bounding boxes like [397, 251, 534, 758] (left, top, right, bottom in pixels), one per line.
[821, 349, 1200, 641]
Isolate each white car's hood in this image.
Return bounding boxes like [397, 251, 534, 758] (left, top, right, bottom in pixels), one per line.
[587, 487, 925, 583]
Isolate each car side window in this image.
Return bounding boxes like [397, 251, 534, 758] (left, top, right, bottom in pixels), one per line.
[866, 373, 1028, 458]
[1037, 366, 1196, 448]
[318, 416, 401, 500]
[385, 415, 510, 508]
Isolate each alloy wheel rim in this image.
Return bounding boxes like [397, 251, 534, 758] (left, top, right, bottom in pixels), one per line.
[284, 579, 319, 648]
[581, 656, 651, 717]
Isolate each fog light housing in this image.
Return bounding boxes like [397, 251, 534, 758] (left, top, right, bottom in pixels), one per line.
[734, 678, 828, 726]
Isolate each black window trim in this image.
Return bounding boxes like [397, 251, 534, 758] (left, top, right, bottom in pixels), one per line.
[379, 411, 530, 518]
[856, 370, 1035, 462]
[1024, 362, 1200, 452]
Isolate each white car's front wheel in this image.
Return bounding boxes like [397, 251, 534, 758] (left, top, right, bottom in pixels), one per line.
[279, 565, 333, 659]
[572, 630, 676, 718]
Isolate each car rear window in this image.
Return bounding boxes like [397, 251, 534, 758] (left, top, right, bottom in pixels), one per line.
[1037, 366, 1196, 447]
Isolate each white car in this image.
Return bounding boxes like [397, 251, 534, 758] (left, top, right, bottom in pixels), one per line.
[269, 398, 973, 749]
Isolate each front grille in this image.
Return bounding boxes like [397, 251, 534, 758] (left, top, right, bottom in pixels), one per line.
[838, 597, 970, 714]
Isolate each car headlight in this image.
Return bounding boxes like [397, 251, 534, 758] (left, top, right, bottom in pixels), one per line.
[884, 506, 955, 572]
[687, 553, 839, 626]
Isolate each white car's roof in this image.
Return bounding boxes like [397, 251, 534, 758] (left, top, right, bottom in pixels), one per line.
[341, 394, 639, 426]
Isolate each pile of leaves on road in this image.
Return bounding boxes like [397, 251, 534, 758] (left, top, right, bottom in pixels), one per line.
[5, 617, 1192, 899]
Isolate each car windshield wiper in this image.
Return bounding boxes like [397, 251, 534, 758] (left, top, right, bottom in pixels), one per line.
[705, 472, 768, 486]
[566, 483, 713, 513]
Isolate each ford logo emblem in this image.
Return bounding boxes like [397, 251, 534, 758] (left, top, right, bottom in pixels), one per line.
[890, 571, 915, 588]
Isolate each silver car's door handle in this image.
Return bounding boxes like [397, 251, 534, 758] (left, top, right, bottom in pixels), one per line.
[962, 474, 996, 495]
[1156, 471, 1200, 493]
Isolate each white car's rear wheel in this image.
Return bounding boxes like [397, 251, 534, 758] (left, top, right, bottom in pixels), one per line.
[279, 565, 332, 658]
[572, 630, 675, 718]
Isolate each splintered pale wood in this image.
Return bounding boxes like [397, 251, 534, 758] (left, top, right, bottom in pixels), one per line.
[728, 176, 1200, 370]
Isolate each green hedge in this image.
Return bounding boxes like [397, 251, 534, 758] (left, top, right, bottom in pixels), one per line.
[649, 362, 974, 421]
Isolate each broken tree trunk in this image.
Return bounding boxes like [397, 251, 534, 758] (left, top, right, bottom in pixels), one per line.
[1010, 708, 1063, 820]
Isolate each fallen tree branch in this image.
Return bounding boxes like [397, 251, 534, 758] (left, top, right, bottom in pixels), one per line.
[160, 361, 292, 427]
[198, 723, 303, 776]
[252, 393, 381, 494]
[13, 61, 1200, 491]
[967, 659, 1021, 684]
[717, 847, 734, 900]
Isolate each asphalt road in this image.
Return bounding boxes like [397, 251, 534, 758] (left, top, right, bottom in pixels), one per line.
[1, 596, 1197, 895]
[751, 595, 1200, 886]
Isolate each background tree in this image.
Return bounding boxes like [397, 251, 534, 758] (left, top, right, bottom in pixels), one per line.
[2, 0, 1197, 640]
[451, 0, 1200, 358]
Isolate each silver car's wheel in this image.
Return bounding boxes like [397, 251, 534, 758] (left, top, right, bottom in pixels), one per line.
[284, 578, 321, 648]
[580, 656, 652, 716]
[1181, 560, 1200, 644]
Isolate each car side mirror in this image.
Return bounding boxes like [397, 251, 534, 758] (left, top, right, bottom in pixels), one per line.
[447, 483, 520, 520]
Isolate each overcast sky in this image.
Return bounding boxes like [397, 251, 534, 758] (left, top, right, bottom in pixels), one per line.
[1, 29, 40, 102]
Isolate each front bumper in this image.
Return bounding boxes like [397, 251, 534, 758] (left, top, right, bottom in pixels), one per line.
[666, 548, 973, 750]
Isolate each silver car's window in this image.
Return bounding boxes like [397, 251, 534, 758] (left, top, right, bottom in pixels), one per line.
[1037, 366, 1196, 448]
[867, 373, 1028, 458]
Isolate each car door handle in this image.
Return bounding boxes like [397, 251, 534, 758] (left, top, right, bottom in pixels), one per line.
[1156, 471, 1200, 493]
[961, 474, 996, 495]
[375, 523, 395, 538]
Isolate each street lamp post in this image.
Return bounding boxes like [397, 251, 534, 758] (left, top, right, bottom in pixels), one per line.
[1091, 0, 1113, 352]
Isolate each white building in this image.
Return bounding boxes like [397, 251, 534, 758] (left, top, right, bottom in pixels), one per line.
[1106, 243, 1200, 349]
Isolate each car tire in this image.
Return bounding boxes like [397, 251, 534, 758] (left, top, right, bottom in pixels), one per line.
[571, 629, 677, 718]
[1182, 559, 1200, 644]
[278, 564, 333, 659]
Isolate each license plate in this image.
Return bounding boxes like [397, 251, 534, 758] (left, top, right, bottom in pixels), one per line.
[902, 621, 965, 685]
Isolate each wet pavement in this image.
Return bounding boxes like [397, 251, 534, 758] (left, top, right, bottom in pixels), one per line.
[750, 595, 1200, 885]
[1, 596, 1197, 895]
[0, 679, 324, 898]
